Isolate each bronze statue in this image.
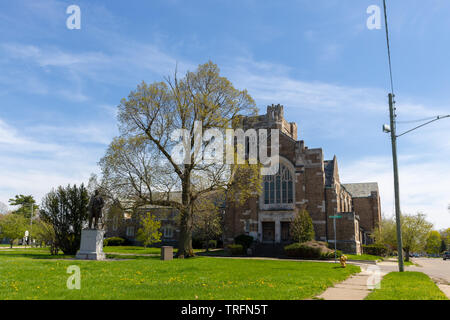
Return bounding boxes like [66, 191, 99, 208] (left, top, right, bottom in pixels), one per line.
[88, 190, 104, 229]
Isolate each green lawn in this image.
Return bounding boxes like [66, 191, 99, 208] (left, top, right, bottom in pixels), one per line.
[103, 246, 204, 255]
[0, 248, 360, 300]
[345, 254, 383, 261]
[365, 272, 448, 300]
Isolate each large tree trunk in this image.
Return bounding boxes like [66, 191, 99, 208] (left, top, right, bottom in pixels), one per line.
[176, 172, 194, 257]
[404, 247, 410, 262]
[177, 208, 193, 257]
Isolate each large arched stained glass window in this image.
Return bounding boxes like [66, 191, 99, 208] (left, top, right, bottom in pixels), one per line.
[263, 164, 293, 204]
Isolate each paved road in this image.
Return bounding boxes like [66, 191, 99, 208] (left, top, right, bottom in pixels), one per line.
[410, 258, 450, 284]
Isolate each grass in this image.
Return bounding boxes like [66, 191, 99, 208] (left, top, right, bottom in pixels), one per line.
[103, 246, 204, 255]
[344, 254, 383, 261]
[0, 248, 360, 300]
[365, 271, 448, 300]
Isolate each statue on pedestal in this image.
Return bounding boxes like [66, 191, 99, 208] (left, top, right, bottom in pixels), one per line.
[88, 189, 104, 229]
[76, 189, 106, 260]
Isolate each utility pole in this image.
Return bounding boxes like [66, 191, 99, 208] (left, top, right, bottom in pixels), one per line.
[388, 93, 404, 272]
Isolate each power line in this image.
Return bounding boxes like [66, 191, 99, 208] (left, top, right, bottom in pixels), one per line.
[397, 116, 437, 124]
[397, 115, 450, 138]
[397, 115, 447, 124]
[383, 0, 395, 96]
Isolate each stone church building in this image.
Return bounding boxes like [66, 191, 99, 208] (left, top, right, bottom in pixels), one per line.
[224, 104, 381, 254]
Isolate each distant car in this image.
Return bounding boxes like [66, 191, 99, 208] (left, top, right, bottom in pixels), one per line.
[443, 252, 450, 260]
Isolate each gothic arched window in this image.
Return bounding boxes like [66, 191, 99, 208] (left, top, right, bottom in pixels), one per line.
[263, 164, 294, 204]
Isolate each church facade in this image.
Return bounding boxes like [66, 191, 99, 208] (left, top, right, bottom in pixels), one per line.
[224, 104, 381, 254]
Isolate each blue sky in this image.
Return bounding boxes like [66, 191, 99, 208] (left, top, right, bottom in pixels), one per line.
[0, 0, 449, 228]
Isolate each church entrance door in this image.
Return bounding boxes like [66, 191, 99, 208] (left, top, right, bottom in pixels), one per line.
[262, 222, 275, 242]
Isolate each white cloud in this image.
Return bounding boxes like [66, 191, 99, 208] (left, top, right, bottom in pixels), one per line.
[0, 117, 114, 205]
[340, 155, 450, 230]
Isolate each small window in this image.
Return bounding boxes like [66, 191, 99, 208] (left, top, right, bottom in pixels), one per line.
[113, 216, 118, 231]
[126, 226, 134, 237]
[163, 226, 174, 239]
[244, 220, 250, 233]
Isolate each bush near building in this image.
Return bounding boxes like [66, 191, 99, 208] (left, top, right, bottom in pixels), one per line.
[285, 241, 341, 260]
[103, 237, 127, 246]
[234, 234, 254, 251]
[227, 244, 244, 256]
[362, 244, 388, 257]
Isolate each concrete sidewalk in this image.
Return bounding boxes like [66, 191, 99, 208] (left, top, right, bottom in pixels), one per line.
[316, 265, 387, 300]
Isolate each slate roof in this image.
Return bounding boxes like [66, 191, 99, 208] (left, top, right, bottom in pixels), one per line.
[342, 183, 379, 198]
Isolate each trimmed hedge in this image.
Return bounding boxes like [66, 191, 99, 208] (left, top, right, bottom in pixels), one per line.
[234, 234, 253, 250]
[227, 244, 244, 256]
[284, 241, 341, 260]
[363, 244, 388, 257]
[103, 237, 126, 247]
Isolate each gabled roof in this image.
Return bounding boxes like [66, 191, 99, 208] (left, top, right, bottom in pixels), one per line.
[342, 183, 379, 198]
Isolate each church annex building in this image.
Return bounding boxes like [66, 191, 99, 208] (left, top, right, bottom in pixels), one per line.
[224, 104, 381, 254]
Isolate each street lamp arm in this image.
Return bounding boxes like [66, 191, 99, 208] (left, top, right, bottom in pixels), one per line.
[396, 115, 450, 138]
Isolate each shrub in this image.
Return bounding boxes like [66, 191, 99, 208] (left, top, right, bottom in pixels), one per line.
[284, 241, 339, 259]
[363, 244, 388, 257]
[104, 237, 126, 247]
[285, 242, 321, 258]
[290, 209, 315, 243]
[320, 250, 342, 260]
[208, 240, 217, 249]
[39, 184, 89, 255]
[234, 234, 253, 250]
[227, 244, 244, 256]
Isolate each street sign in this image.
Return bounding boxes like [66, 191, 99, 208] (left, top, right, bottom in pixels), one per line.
[328, 216, 342, 264]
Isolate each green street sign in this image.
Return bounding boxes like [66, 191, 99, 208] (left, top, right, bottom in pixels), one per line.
[329, 215, 342, 219]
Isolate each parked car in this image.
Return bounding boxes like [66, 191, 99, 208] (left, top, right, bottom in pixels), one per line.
[443, 252, 450, 260]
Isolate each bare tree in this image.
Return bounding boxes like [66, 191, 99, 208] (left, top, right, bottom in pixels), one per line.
[100, 61, 262, 257]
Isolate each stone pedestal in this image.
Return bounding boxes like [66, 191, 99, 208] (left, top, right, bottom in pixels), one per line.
[161, 246, 173, 261]
[76, 229, 106, 260]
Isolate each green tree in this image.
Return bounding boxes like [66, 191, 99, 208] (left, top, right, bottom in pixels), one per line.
[192, 196, 223, 252]
[39, 184, 89, 255]
[8, 195, 37, 217]
[290, 209, 315, 243]
[372, 216, 397, 253]
[0, 213, 28, 248]
[402, 213, 433, 262]
[440, 228, 450, 248]
[425, 230, 441, 255]
[440, 239, 447, 253]
[137, 212, 162, 248]
[31, 218, 58, 255]
[100, 61, 261, 257]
